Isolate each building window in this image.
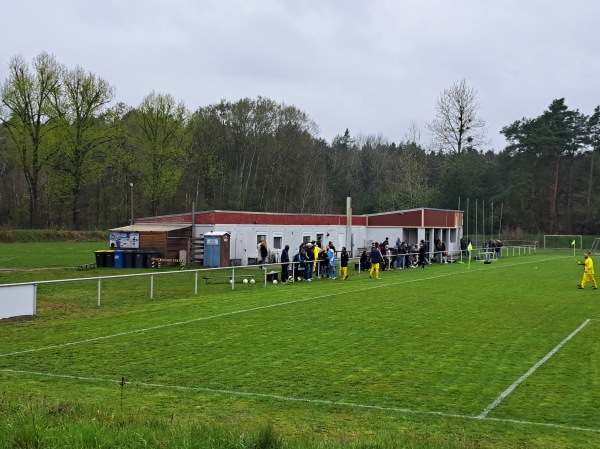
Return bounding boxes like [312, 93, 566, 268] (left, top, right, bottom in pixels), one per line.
[273, 236, 282, 249]
[256, 234, 266, 246]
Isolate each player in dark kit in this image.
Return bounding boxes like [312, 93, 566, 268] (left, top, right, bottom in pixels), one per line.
[340, 247, 349, 280]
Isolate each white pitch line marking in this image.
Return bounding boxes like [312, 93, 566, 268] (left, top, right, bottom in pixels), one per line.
[478, 318, 591, 419]
[1, 367, 599, 434]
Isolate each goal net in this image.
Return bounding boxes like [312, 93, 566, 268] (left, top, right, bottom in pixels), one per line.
[591, 238, 600, 255]
[543, 235, 582, 250]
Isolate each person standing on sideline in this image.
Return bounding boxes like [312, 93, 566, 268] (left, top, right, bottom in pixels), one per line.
[437, 238, 447, 263]
[418, 241, 426, 269]
[578, 252, 598, 289]
[313, 242, 319, 274]
[340, 247, 349, 280]
[292, 249, 304, 282]
[397, 240, 406, 269]
[280, 245, 290, 284]
[369, 242, 383, 279]
[304, 242, 314, 281]
[259, 240, 268, 268]
[328, 245, 337, 279]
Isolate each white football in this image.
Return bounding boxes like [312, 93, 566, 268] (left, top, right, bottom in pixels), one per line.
[297, 277, 302, 281]
[273, 280, 278, 284]
[229, 279, 234, 284]
[250, 279, 255, 284]
[243, 278, 249, 284]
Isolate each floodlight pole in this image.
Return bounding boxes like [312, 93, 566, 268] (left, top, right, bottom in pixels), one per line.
[129, 182, 134, 225]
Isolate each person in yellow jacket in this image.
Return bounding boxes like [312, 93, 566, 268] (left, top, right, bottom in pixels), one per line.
[578, 252, 598, 290]
[313, 243, 319, 273]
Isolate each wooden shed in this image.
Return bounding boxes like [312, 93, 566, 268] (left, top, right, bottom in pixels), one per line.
[109, 224, 192, 260]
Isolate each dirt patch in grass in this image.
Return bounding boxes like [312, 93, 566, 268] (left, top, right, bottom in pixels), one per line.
[0, 314, 35, 323]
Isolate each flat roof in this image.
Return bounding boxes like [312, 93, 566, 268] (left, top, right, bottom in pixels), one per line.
[110, 224, 191, 232]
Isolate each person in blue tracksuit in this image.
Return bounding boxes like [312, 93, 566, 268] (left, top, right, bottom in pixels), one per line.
[327, 245, 337, 279]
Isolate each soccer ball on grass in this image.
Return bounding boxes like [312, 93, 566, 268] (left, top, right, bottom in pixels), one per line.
[243, 278, 249, 284]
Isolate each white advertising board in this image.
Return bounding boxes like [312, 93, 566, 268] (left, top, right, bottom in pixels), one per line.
[0, 284, 36, 320]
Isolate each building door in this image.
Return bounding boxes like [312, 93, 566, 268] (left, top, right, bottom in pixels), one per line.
[236, 234, 246, 265]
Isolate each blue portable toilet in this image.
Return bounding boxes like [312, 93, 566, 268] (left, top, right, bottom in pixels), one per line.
[203, 232, 231, 268]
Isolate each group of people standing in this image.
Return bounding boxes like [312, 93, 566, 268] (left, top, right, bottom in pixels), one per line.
[360, 237, 450, 276]
[364, 239, 432, 279]
[279, 239, 350, 284]
[262, 235, 459, 284]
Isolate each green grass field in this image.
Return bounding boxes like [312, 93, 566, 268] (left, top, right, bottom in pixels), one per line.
[1, 245, 600, 448]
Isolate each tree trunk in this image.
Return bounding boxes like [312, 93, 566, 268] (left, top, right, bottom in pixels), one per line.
[549, 154, 560, 233]
[584, 149, 596, 233]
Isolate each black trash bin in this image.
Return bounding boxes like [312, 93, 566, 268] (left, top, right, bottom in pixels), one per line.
[105, 250, 115, 268]
[123, 250, 135, 268]
[145, 251, 161, 268]
[135, 250, 146, 268]
[94, 250, 106, 268]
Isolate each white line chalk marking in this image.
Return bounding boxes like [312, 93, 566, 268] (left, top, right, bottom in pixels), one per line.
[478, 319, 591, 418]
[1, 367, 598, 434]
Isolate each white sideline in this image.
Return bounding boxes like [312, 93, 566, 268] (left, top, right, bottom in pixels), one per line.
[478, 318, 591, 419]
[1, 367, 599, 434]
[0, 255, 565, 359]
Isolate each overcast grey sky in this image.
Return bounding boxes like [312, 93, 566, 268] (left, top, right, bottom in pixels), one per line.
[1, 0, 599, 151]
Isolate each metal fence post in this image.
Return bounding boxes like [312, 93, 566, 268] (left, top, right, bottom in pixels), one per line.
[97, 279, 101, 306]
[150, 274, 154, 300]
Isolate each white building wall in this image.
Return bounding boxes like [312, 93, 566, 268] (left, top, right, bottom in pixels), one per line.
[193, 223, 367, 265]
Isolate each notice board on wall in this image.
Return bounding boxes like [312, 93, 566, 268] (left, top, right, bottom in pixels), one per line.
[109, 231, 140, 248]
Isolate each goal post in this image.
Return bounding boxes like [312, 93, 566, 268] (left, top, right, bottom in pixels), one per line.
[543, 235, 582, 250]
[591, 238, 600, 255]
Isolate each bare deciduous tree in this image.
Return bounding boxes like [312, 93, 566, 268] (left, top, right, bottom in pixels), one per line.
[427, 79, 488, 154]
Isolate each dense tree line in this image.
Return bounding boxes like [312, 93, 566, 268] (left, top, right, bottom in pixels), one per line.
[1, 54, 599, 235]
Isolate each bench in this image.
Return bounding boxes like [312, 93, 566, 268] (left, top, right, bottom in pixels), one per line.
[265, 271, 279, 282]
[151, 258, 186, 269]
[77, 263, 96, 271]
[202, 274, 255, 284]
[476, 251, 497, 261]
